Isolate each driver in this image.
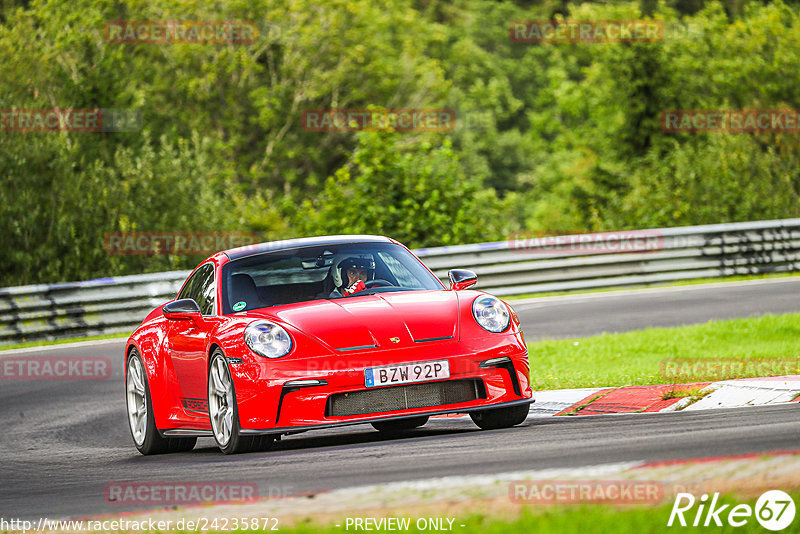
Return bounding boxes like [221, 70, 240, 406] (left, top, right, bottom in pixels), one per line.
[330, 256, 375, 297]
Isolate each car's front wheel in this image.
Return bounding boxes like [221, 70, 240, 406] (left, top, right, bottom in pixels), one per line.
[126, 348, 196, 455]
[208, 349, 274, 454]
[469, 404, 529, 430]
[372, 416, 429, 433]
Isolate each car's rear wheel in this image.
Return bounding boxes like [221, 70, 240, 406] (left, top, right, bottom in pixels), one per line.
[126, 349, 196, 455]
[372, 416, 429, 433]
[208, 349, 274, 454]
[469, 404, 529, 430]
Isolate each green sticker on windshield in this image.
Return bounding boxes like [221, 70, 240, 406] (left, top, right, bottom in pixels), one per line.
[232, 301, 246, 312]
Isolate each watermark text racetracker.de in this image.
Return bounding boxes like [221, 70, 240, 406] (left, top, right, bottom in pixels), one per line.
[302, 108, 455, 132]
[0, 517, 279, 532]
[103, 481, 283, 505]
[508, 229, 664, 254]
[1, 357, 111, 380]
[661, 109, 800, 133]
[0, 108, 141, 133]
[104, 20, 259, 44]
[509, 480, 664, 505]
[661, 357, 800, 382]
[104, 231, 260, 256]
[509, 20, 664, 43]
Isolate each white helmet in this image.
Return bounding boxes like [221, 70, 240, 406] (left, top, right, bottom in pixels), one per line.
[332, 255, 375, 288]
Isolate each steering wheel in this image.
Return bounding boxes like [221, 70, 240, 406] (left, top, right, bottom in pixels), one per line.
[365, 279, 393, 289]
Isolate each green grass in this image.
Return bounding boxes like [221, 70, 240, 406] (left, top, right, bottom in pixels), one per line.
[505, 271, 800, 300]
[527, 313, 800, 390]
[0, 331, 130, 351]
[660, 385, 710, 400]
[221, 493, 794, 534]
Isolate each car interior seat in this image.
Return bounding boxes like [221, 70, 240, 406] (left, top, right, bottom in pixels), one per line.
[229, 273, 263, 311]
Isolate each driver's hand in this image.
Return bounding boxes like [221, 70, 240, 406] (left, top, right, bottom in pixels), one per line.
[343, 280, 367, 296]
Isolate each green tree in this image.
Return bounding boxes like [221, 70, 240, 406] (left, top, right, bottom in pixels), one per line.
[293, 131, 514, 247]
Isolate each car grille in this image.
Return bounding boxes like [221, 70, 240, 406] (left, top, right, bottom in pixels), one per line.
[326, 379, 486, 417]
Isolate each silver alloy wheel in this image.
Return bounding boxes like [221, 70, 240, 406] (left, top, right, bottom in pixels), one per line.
[209, 356, 234, 446]
[126, 356, 147, 446]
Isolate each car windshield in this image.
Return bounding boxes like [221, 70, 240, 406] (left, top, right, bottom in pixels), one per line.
[220, 242, 443, 313]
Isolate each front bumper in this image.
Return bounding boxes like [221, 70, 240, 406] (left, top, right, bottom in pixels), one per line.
[229, 332, 532, 432]
[239, 398, 533, 435]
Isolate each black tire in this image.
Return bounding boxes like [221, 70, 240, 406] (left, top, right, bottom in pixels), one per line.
[372, 416, 429, 433]
[469, 404, 529, 430]
[208, 350, 274, 454]
[126, 349, 197, 455]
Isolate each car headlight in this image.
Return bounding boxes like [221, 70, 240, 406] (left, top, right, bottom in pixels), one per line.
[244, 320, 293, 358]
[472, 295, 510, 333]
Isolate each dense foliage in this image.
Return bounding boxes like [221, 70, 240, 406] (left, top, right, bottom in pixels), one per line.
[1, 0, 798, 285]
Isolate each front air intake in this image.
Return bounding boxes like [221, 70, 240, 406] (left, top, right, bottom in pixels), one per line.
[326, 379, 486, 417]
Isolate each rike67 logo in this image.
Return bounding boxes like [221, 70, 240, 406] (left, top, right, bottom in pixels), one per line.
[668, 491, 795, 531]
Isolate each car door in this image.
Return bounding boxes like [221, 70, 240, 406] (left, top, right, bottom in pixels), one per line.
[167, 263, 216, 416]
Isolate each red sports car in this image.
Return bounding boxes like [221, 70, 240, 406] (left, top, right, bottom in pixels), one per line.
[125, 235, 533, 454]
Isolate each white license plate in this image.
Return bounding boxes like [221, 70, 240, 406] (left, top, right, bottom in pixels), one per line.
[364, 360, 450, 388]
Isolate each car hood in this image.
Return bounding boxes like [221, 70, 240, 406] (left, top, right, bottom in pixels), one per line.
[265, 290, 459, 351]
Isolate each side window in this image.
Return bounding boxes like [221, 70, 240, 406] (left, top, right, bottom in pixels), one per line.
[195, 265, 216, 315]
[177, 264, 216, 315]
[177, 271, 199, 302]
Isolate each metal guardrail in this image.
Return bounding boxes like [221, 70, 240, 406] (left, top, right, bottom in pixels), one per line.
[1, 218, 799, 345]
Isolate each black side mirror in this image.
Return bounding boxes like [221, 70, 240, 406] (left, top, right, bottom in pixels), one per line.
[448, 269, 478, 290]
[162, 299, 202, 322]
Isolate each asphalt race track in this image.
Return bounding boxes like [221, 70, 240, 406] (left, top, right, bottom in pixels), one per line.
[1, 278, 799, 519]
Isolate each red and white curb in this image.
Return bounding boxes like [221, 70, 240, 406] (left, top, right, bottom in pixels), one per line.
[530, 375, 800, 417]
[528, 387, 609, 416]
[671, 376, 800, 411]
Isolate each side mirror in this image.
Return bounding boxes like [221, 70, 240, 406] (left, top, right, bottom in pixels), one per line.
[448, 269, 478, 291]
[162, 299, 203, 324]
